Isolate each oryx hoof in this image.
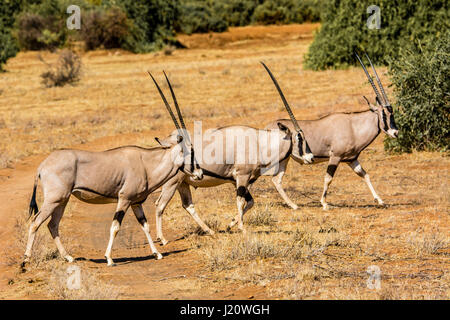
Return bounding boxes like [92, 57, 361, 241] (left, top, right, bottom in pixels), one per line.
[207, 229, 216, 236]
[158, 238, 169, 246]
[64, 255, 74, 263]
[155, 252, 163, 260]
[106, 258, 115, 267]
[20, 260, 28, 273]
[322, 203, 329, 211]
[376, 200, 386, 208]
[290, 205, 299, 210]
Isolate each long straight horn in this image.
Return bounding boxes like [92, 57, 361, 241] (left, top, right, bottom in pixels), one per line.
[365, 53, 390, 105]
[260, 61, 301, 132]
[354, 52, 384, 104]
[162, 71, 190, 143]
[147, 71, 181, 131]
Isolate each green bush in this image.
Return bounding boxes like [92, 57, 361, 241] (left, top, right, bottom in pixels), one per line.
[304, 0, 448, 70]
[0, 26, 19, 72]
[177, 0, 321, 34]
[111, 0, 181, 52]
[14, 0, 69, 50]
[384, 32, 449, 153]
[81, 7, 130, 50]
[252, 0, 320, 25]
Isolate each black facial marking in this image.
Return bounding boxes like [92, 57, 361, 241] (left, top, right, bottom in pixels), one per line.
[381, 109, 388, 131]
[305, 140, 312, 155]
[237, 186, 247, 197]
[113, 210, 125, 224]
[297, 133, 304, 156]
[389, 114, 398, 130]
[326, 165, 337, 177]
[190, 147, 194, 173]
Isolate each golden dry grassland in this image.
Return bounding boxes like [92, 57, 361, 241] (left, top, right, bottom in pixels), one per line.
[0, 24, 448, 299]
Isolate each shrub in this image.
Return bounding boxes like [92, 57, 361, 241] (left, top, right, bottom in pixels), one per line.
[0, 25, 19, 71]
[177, 0, 321, 34]
[384, 32, 449, 153]
[40, 50, 82, 87]
[81, 7, 130, 50]
[15, 1, 67, 51]
[112, 0, 181, 52]
[304, 0, 448, 70]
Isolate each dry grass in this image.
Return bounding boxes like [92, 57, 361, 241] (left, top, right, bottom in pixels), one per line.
[0, 23, 448, 300]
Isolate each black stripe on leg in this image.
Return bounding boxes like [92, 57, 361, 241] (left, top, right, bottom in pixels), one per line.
[244, 191, 253, 202]
[137, 215, 147, 225]
[237, 186, 247, 197]
[113, 210, 125, 224]
[327, 165, 337, 177]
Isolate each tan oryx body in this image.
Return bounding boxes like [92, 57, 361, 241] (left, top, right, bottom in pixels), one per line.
[23, 72, 203, 268]
[266, 53, 399, 210]
[151, 62, 314, 244]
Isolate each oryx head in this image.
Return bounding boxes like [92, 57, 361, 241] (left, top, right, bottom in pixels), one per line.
[261, 62, 314, 164]
[148, 71, 203, 180]
[356, 53, 399, 139]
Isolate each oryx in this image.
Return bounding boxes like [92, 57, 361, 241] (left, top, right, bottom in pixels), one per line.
[265, 53, 399, 210]
[23, 72, 203, 268]
[150, 63, 314, 244]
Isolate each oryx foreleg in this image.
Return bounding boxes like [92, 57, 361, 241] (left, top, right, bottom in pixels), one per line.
[178, 182, 215, 236]
[155, 174, 183, 246]
[131, 204, 162, 260]
[105, 198, 131, 266]
[271, 158, 298, 210]
[347, 159, 384, 206]
[320, 157, 341, 210]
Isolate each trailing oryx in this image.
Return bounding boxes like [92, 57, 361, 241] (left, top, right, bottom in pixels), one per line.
[150, 63, 313, 244]
[266, 53, 399, 210]
[23, 72, 203, 268]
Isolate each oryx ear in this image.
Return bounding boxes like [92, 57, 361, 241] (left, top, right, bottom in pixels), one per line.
[176, 135, 183, 144]
[277, 122, 289, 133]
[363, 96, 377, 112]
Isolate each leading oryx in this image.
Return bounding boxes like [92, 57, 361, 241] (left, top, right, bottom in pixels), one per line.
[266, 53, 399, 210]
[23, 72, 203, 268]
[150, 64, 313, 244]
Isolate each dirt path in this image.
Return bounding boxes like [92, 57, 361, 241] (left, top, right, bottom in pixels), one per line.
[1, 23, 448, 300]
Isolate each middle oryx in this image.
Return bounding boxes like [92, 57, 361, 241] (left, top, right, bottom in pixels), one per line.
[149, 66, 313, 244]
[265, 53, 399, 210]
[22, 72, 203, 268]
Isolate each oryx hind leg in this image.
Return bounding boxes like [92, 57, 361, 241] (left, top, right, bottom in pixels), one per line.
[228, 177, 251, 234]
[178, 182, 215, 236]
[47, 200, 74, 262]
[320, 157, 341, 210]
[131, 204, 162, 260]
[228, 187, 254, 231]
[347, 159, 384, 206]
[105, 198, 131, 266]
[23, 200, 66, 266]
